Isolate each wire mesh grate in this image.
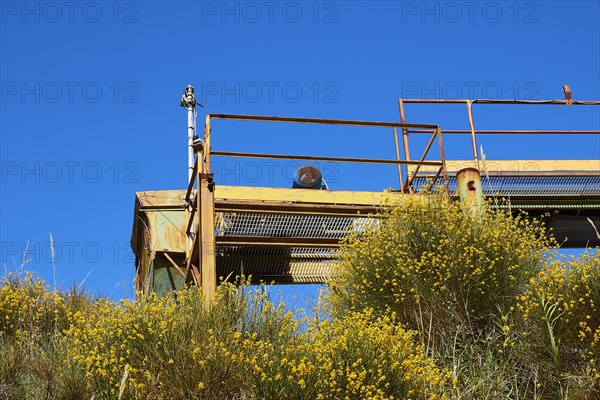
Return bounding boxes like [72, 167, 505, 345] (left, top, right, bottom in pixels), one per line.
[412, 175, 600, 197]
[216, 212, 378, 238]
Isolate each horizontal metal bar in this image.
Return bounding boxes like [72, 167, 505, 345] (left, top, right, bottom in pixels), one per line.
[216, 201, 380, 216]
[406, 129, 600, 135]
[481, 171, 600, 177]
[208, 113, 439, 130]
[216, 209, 374, 217]
[401, 99, 600, 105]
[216, 236, 341, 247]
[217, 253, 338, 261]
[138, 205, 186, 211]
[416, 171, 600, 177]
[211, 151, 443, 166]
[231, 275, 329, 285]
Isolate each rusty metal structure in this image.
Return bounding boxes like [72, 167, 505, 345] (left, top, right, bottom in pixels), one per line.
[131, 88, 600, 297]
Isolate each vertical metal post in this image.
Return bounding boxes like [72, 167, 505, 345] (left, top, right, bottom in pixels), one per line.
[393, 127, 403, 189]
[398, 99, 411, 159]
[457, 168, 482, 211]
[436, 127, 449, 194]
[398, 99, 411, 191]
[203, 115, 211, 174]
[199, 173, 216, 301]
[466, 101, 479, 169]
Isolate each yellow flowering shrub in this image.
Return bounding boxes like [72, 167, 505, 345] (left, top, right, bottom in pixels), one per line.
[0, 272, 68, 340]
[523, 250, 600, 389]
[329, 194, 553, 339]
[248, 308, 448, 400]
[308, 309, 448, 399]
[63, 283, 255, 399]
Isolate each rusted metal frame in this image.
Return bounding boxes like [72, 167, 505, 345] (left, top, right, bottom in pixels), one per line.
[216, 236, 341, 247]
[216, 203, 380, 217]
[203, 115, 211, 174]
[402, 129, 439, 192]
[210, 150, 443, 167]
[216, 200, 380, 212]
[185, 155, 202, 263]
[208, 113, 439, 130]
[477, 171, 600, 177]
[466, 101, 479, 169]
[393, 127, 403, 189]
[401, 99, 600, 105]
[185, 155, 204, 287]
[243, 275, 328, 285]
[185, 233, 200, 287]
[405, 129, 600, 135]
[413, 171, 600, 178]
[217, 253, 338, 261]
[216, 209, 377, 218]
[185, 194, 199, 236]
[185, 157, 199, 203]
[426, 167, 444, 192]
[436, 127, 449, 194]
[159, 251, 187, 280]
[137, 204, 186, 211]
[398, 99, 412, 192]
[199, 173, 216, 299]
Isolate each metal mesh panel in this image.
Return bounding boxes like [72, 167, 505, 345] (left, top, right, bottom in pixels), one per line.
[216, 246, 337, 283]
[213, 212, 380, 282]
[217, 212, 377, 238]
[412, 175, 600, 197]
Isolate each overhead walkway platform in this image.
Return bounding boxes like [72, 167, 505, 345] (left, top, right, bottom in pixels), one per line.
[131, 92, 599, 296]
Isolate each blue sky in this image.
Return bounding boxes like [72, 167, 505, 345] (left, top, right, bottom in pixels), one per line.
[1, 1, 599, 302]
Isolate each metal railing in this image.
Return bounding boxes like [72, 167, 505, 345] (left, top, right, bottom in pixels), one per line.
[398, 98, 600, 170]
[179, 99, 599, 289]
[182, 113, 450, 287]
[196, 113, 449, 193]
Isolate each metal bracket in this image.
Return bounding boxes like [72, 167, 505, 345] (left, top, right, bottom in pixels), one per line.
[563, 85, 572, 106]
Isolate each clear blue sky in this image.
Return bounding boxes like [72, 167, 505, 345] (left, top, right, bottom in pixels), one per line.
[1, 1, 599, 302]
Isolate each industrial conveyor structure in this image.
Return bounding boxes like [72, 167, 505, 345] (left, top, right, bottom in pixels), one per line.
[131, 89, 600, 297]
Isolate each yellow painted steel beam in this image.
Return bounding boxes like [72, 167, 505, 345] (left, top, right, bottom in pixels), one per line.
[135, 186, 412, 209]
[214, 186, 408, 206]
[409, 160, 600, 174]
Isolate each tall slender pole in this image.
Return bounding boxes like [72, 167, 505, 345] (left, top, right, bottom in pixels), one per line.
[181, 85, 198, 254]
[181, 85, 197, 183]
[188, 107, 195, 182]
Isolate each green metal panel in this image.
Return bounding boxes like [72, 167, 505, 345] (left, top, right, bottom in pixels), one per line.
[151, 253, 186, 297]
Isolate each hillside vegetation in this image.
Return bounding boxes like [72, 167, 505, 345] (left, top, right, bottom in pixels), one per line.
[1, 195, 598, 399]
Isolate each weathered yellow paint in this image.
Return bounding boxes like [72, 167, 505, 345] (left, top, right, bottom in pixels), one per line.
[199, 175, 216, 300]
[409, 160, 600, 174]
[135, 190, 186, 208]
[214, 186, 406, 205]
